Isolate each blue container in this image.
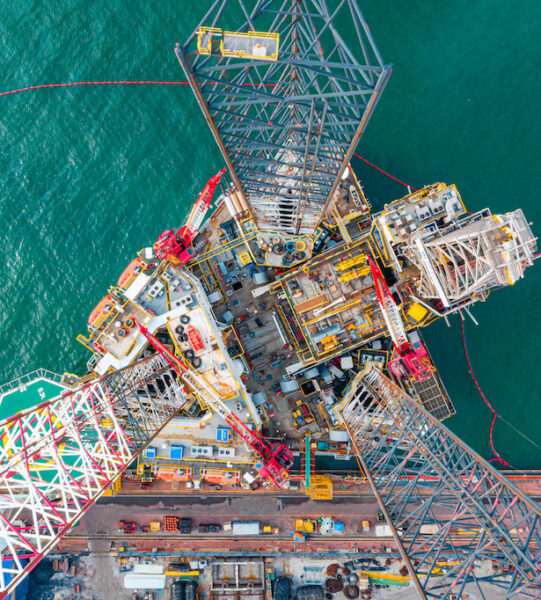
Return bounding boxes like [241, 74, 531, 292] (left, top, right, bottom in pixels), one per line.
[334, 520, 345, 532]
[145, 446, 157, 458]
[170, 445, 184, 460]
[217, 427, 230, 442]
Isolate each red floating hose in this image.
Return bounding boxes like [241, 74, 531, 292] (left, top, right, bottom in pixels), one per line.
[353, 151, 418, 191]
[0, 80, 192, 97]
[0, 79, 280, 98]
[0, 80, 421, 194]
[460, 318, 510, 467]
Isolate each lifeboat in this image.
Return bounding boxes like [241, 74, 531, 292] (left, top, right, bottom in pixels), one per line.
[186, 324, 205, 352]
[88, 295, 114, 326]
[202, 469, 240, 486]
[156, 467, 193, 482]
[117, 257, 145, 288]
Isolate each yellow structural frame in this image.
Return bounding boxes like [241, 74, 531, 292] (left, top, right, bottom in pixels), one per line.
[197, 27, 280, 61]
[220, 30, 280, 61]
[197, 27, 221, 55]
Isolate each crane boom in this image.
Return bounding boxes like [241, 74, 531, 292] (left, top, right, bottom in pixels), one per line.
[153, 168, 226, 265]
[181, 167, 226, 244]
[136, 322, 292, 488]
[368, 256, 409, 353]
[368, 256, 433, 382]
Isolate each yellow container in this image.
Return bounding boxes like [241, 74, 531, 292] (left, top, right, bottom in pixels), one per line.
[407, 302, 428, 322]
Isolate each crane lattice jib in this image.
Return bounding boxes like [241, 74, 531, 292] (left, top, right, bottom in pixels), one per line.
[340, 367, 541, 599]
[136, 323, 291, 487]
[183, 168, 226, 243]
[176, 0, 392, 235]
[0, 354, 187, 598]
[368, 256, 409, 352]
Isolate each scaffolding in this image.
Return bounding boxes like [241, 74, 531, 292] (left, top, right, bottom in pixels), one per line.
[0, 354, 188, 596]
[403, 209, 537, 309]
[340, 366, 541, 599]
[177, 0, 391, 235]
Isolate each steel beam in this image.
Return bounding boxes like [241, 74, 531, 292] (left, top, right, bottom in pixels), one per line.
[178, 0, 391, 235]
[0, 354, 188, 598]
[340, 367, 541, 599]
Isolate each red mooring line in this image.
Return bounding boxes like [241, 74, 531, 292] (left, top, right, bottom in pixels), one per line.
[0, 79, 280, 98]
[460, 318, 510, 466]
[1, 80, 419, 190]
[353, 152, 418, 191]
[0, 80, 192, 97]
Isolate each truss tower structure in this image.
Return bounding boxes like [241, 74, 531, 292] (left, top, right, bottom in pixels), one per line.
[0, 354, 187, 597]
[177, 0, 391, 235]
[340, 367, 541, 599]
[402, 209, 536, 309]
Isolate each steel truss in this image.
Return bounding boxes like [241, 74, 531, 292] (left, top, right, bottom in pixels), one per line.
[402, 209, 537, 308]
[0, 354, 187, 598]
[177, 0, 391, 235]
[340, 367, 541, 599]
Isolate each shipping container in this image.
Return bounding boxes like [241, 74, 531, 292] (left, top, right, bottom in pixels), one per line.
[375, 524, 393, 537]
[232, 521, 260, 535]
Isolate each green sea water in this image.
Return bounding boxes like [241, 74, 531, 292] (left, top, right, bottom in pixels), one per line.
[1, 1, 540, 468]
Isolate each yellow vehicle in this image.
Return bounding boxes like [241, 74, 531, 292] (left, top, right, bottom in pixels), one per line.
[295, 519, 316, 533]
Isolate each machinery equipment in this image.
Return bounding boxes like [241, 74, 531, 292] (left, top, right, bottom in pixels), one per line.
[368, 256, 432, 382]
[153, 168, 226, 265]
[136, 322, 293, 489]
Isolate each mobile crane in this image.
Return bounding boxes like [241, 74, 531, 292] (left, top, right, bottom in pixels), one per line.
[136, 322, 293, 489]
[153, 168, 226, 266]
[367, 256, 433, 382]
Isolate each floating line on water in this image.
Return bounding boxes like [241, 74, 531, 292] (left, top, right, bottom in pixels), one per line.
[353, 152, 418, 191]
[0, 80, 192, 97]
[1, 80, 420, 191]
[460, 318, 512, 467]
[0, 79, 285, 98]
[461, 318, 541, 459]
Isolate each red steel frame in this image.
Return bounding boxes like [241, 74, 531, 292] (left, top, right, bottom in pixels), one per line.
[0, 354, 187, 598]
[136, 322, 292, 488]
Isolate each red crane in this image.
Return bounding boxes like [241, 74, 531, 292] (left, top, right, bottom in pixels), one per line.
[136, 322, 293, 488]
[153, 168, 226, 266]
[368, 256, 432, 382]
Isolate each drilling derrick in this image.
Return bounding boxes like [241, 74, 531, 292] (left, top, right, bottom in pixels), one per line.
[0, 355, 188, 596]
[339, 367, 541, 599]
[176, 0, 391, 235]
[402, 208, 536, 309]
